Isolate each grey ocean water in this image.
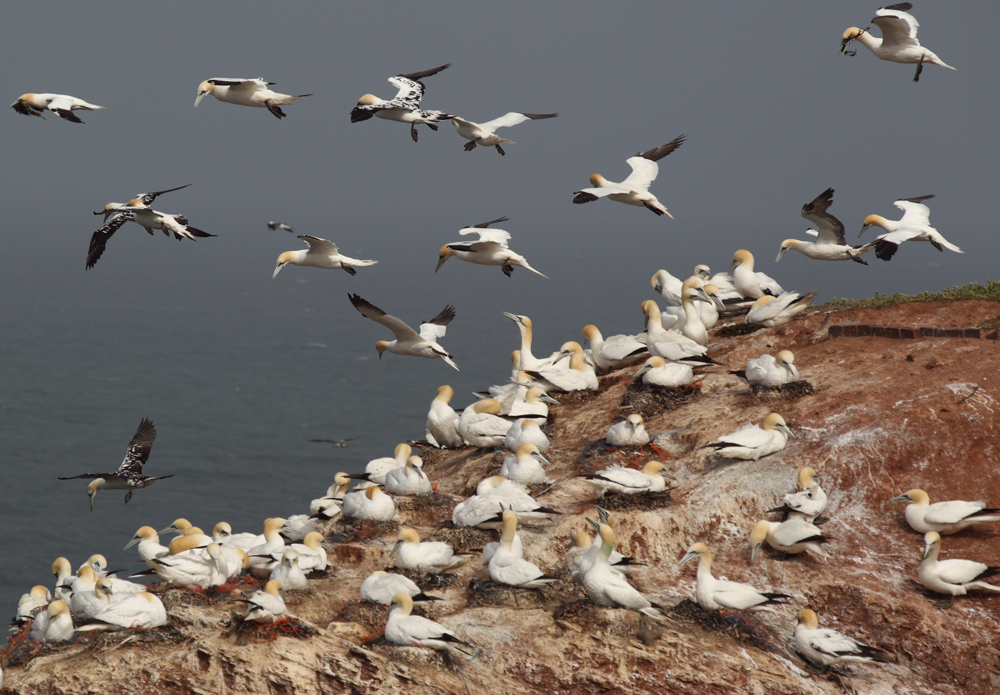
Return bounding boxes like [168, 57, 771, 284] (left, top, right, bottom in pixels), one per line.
[2, 2, 998, 617]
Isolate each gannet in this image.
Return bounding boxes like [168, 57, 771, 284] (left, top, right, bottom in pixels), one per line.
[93, 184, 192, 223]
[918, 532, 1000, 607]
[268, 221, 294, 233]
[651, 269, 685, 306]
[793, 609, 893, 672]
[891, 489, 1000, 534]
[281, 515, 324, 543]
[728, 250, 784, 299]
[436, 216, 548, 278]
[750, 519, 833, 562]
[157, 518, 193, 537]
[768, 468, 827, 523]
[458, 399, 511, 448]
[566, 528, 644, 581]
[52, 557, 76, 601]
[194, 78, 311, 118]
[746, 291, 817, 328]
[452, 476, 560, 528]
[31, 600, 74, 642]
[504, 386, 558, 422]
[505, 419, 550, 453]
[384, 593, 474, 654]
[87, 198, 214, 270]
[310, 473, 351, 515]
[274, 532, 333, 572]
[502, 312, 555, 371]
[351, 64, 453, 142]
[606, 414, 650, 447]
[583, 324, 649, 373]
[425, 385, 464, 448]
[70, 569, 112, 619]
[270, 551, 308, 591]
[694, 264, 749, 308]
[349, 294, 458, 370]
[308, 437, 359, 448]
[211, 521, 261, 550]
[389, 528, 465, 575]
[150, 541, 230, 588]
[452, 111, 557, 155]
[524, 353, 598, 392]
[352, 443, 413, 488]
[641, 300, 719, 366]
[386, 456, 433, 495]
[664, 280, 724, 331]
[859, 195, 963, 261]
[360, 571, 443, 605]
[581, 460, 670, 498]
[679, 543, 791, 611]
[669, 280, 716, 346]
[246, 518, 287, 578]
[582, 523, 661, 616]
[11, 93, 104, 123]
[272, 235, 378, 278]
[13, 586, 51, 629]
[58, 417, 173, 511]
[573, 136, 686, 217]
[777, 188, 877, 264]
[702, 413, 792, 460]
[634, 356, 694, 388]
[499, 443, 551, 486]
[76, 591, 167, 632]
[488, 510, 558, 588]
[243, 581, 286, 624]
[342, 486, 396, 522]
[840, 3, 956, 82]
[732, 350, 800, 387]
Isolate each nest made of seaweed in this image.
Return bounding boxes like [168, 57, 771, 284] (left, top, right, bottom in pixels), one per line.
[392, 568, 465, 591]
[594, 489, 672, 512]
[467, 575, 577, 610]
[337, 599, 431, 630]
[328, 518, 399, 544]
[743, 380, 815, 401]
[396, 493, 457, 513]
[619, 380, 701, 418]
[428, 522, 495, 554]
[222, 611, 317, 646]
[668, 598, 779, 653]
[574, 439, 662, 472]
[715, 322, 764, 338]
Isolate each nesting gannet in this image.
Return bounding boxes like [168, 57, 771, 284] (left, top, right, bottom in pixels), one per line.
[768, 468, 827, 523]
[386, 456, 433, 495]
[76, 591, 167, 632]
[243, 581, 286, 624]
[281, 515, 323, 542]
[270, 551, 308, 591]
[351, 64, 453, 142]
[504, 418, 550, 453]
[342, 486, 396, 522]
[668, 279, 716, 346]
[840, 3, 956, 82]
[194, 78, 311, 118]
[310, 473, 351, 515]
[360, 571, 443, 605]
[268, 221, 294, 233]
[890, 489, 1000, 534]
[728, 250, 784, 299]
[793, 609, 893, 672]
[581, 460, 670, 498]
[52, 557, 76, 601]
[349, 294, 458, 370]
[452, 476, 559, 528]
[500, 442, 551, 486]
[273, 236, 378, 278]
[309, 437, 359, 448]
[651, 269, 685, 306]
[11, 93, 104, 122]
[157, 518, 193, 537]
[566, 528, 644, 581]
[746, 291, 817, 328]
[150, 541, 230, 588]
[525, 353, 598, 392]
[212, 521, 261, 551]
[732, 350, 800, 387]
[502, 312, 555, 371]
[918, 532, 1000, 607]
[436, 216, 548, 278]
[858, 195, 963, 261]
[583, 324, 649, 373]
[452, 111, 557, 155]
[634, 356, 694, 388]
[679, 543, 791, 611]
[488, 510, 558, 588]
[641, 300, 719, 366]
[777, 188, 877, 264]
[245, 518, 287, 578]
[702, 413, 792, 460]
[606, 414, 650, 447]
[13, 586, 52, 629]
[352, 443, 413, 488]
[273, 532, 333, 572]
[750, 519, 833, 562]
[582, 523, 661, 616]
[458, 399, 511, 448]
[70, 569, 112, 619]
[390, 528, 465, 574]
[425, 385, 464, 448]
[58, 417, 173, 511]
[573, 136, 686, 217]
[505, 386, 558, 422]
[384, 593, 474, 654]
[694, 265, 748, 307]
[31, 600, 74, 642]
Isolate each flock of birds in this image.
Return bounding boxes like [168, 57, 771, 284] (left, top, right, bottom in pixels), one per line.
[6, 2, 995, 689]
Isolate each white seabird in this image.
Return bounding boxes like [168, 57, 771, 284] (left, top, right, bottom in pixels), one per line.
[384, 593, 474, 654]
[13, 586, 51, 630]
[634, 356, 694, 389]
[488, 510, 558, 588]
[385, 456, 433, 496]
[194, 78, 311, 118]
[87, 198, 215, 269]
[566, 527, 645, 581]
[746, 291, 817, 328]
[777, 188, 876, 264]
[859, 195, 963, 261]
[309, 473, 351, 515]
[452, 476, 560, 528]
[702, 413, 792, 460]
[273, 236, 378, 278]
[246, 519, 287, 578]
[342, 486, 396, 522]
[750, 519, 833, 562]
[458, 399, 511, 448]
[581, 460, 670, 498]
[390, 528, 466, 575]
[349, 294, 458, 370]
[93, 184, 192, 223]
[728, 250, 784, 299]
[641, 300, 719, 366]
[360, 571, 443, 605]
[452, 111, 557, 155]
[353, 443, 413, 488]
[500, 442, 550, 486]
[504, 419, 550, 453]
[583, 324, 649, 373]
[243, 580, 286, 624]
[425, 385, 464, 448]
[573, 136, 685, 217]
[606, 414, 650, 447]
[503, 386, 558, 422]
[350, 64, 453, 142]
[678, 543, 791, 611]
[69, 568, 109, 620]
[212, 520, 262, 551]
[76, 588, 167, 632]
[581, 522, 661, 616]
[651, 269, 685, 306]
[732, 350, 800, 387]
[768, 467, 828, 523]
[524, 353, 598, 393]
[268, 221, 294, 233]
[840, 3, 956, 82]
[11, 93, 104, 122]
[149, 540, 230, 588]
[51, 557, 76, 602]
[30, 600, 74, 643]
[270, 551, 308, 591]
[502, 312, 554, 371]
[667, 279, 717, 346]
[891, 489, 1000, 534]
[793, 608, 893, 672]
[694, 264, 749, 308]
[918, 531, 1000, 607]
[436, 216, 548, 278]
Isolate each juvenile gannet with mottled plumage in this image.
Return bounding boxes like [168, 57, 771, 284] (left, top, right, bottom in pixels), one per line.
[840, 3, 955, 82]
[891, 489, 1000, 534]
[679, 543, 791, 611]
[500, 443, 551, 486]
[918, 532, 1000, 607]
[582, 324, 649, 373]
[582, 523, 662, 616]
[349, 294, 458, 370]
[452, 111, 557, 155]
[350, 64, 453, 142]
[793, 608, 893, 672]
[270, 551, 308, 591]
[342, 486, 396, 522]
[488, 510, 558, 588]
[451, 476, 560, 528]
[58, 418, 173, 511]
[11, 93, 104, 122]
[581, 460, 670, 498]
[384, 593, 474, 654]
[389, 528, 466, 575]
[859, 195, 963, 261]
[641, 300, 719, 366]
[458, 399, 511, 448]
[87, 198, 214, 270]
[360, 571, 443, 605]
[573, 136, 685, 217]
[606, 414, 650, 447]
[702, 413, 792, 460]
[750, 519, 833, 562]
[273, 236, 377, 278]
[426, 385, 464, 448]
[768, 467, 827, 523]
[436, 216, 548, 278]
[728, 250, 784, 299]
[746, 291, 817, 328]
[504, 419, 550, 453]
[732, 350, 800, 387]
[31, 600, 74, 642]
[634, 356, 694, 388]
[243, 581, 286, 624]
[194, 78, 311, 118]
[386, 456, 433, 495]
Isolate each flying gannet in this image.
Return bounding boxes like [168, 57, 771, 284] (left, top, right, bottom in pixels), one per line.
[452, 111, 557, 155]
[702, 413, 792, 460]
[891, 489, 1000, 534]
[573, 135, 685, 217]
[349, 294, 458, 370]
[858, 195, 963, 261]
[436, 216, 547, 278]
[777, 188, 877, 264]
[308, 437, 359, 449]
[194, 78, 311, 118]
[268, 221, 294, 233]
[11, 93, 104, 122]
[840, 3, 956, 82]
[273, 235, 378, 278]
[351, 64, 453, 142]
[918, 531, 1000, 608]
[793, 608, 893, 672]
[679, 543, 791, 611]
[58, 418, 173, 511]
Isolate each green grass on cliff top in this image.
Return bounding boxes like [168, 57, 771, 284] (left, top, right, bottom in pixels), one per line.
[817, 280, 1000, 311]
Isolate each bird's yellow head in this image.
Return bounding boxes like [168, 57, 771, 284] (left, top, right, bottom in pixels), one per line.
[194, 81, 214, 107]
[357, 94, 378, 106]
[375, 340, 390, 358]
[589, 174, 605, 187]
[435, 245, 454, 272]
[797, 608, 820, 629]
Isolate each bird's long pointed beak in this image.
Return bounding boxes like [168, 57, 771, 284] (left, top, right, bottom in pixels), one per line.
[388, 539, 403, 559]
[664, 210, 674, 220]
[435, 256, 447, 273]
[678, 551, 697, 566]
[777, 425, 794, 439]
[693, 288, 712, 304]
[272, 263, 284, 279]
[728, 259, 739, 274]
[123, 537, 141, 551]
[889, 494, 910, 504]
[634, 365, 652, 379]
[89, 490, 96, 512]
[321, 540, 335, 553]
[596, 506, 610, 524]
[194, 92, 207, 108]
[539, 394, 560, 405]
[585, 517, 600, 532]
[776, 247, 787, 263]
[532, 452, 551, 467]
[750, 543, 760, 564]
[858, 223, 871, 239]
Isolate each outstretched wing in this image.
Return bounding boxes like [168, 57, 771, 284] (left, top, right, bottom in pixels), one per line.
[208, 78, 269, 90]
[139, 184, 191, 206]
[467, 216, 509, 229]
[47, 96, 83, 123]
[348, 294, 421, 342]
[298, 235, 339, 254]
[873, 4, 919, 47]
[459, 227, 511, 248]
[621, 135, 685, 190]
[117, 418, 157, 477]
[86, 213, 132, 270]
[479, 112, 558, 131]
[634, 135, 687, 163]
[894, 196, 934, 226]
[420, 305, 456, 340]
[397, 63, 451, 83]
[801, 188, 846, 245]
[573, 188, 620, 203]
